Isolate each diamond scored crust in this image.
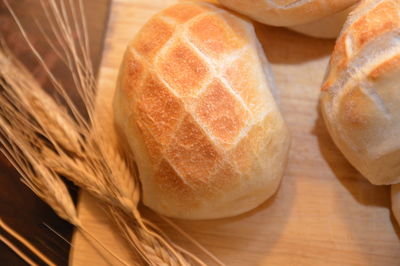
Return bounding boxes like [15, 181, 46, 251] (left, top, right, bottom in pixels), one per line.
[120, 3, 279, 204]
[319, 0, 400, 185]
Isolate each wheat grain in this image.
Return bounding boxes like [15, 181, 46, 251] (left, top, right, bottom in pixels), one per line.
[0, 48, 130, 266]
[0, 50, 84, 154]
[0, 0, 224, 265]
[2, 27, 192, 266]
[0, 113, 78, 225]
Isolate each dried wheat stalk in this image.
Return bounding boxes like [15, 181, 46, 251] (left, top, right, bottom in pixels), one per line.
[0, 233, 40, 266]
[0, 49, 130, 266]
[1, 0, 220, 265]
[0, 218, 56, 266]
[0, 40, 194, 266]
[0, 43, 190, 266]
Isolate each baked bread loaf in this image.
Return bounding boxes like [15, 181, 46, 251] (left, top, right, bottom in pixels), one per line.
[218, 0, 359, 27]
[320, 0, 400, 185]
[113, 2, 290, 219]
[288, 6, 353, 39]
[391, 185, 400, 225]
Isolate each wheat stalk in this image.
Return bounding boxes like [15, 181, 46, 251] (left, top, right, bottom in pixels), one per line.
[0, 45, 192, 265]
[0, 234, 40, 266]
[0, 60, 129, 265]
[0, 106, 78, 226]
[27, 1, 215, 264]
[0, 219, 56, 266]
[1, 0, 220, 265]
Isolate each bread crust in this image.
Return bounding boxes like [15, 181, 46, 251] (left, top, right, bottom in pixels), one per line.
[113, 2, 290, 219]
[320, 0, 400, 185]
[219, 0, 359, 27]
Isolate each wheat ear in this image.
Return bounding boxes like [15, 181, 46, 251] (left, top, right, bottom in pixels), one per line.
[29, 1, 216, 264]
[2, 0, 223, 265]
[1, 39, 192, 265]
[0, 48, 125, 266]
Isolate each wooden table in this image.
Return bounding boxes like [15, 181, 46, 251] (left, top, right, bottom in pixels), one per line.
[0, 1, 110, 265]
[3, 1, 400, 265]
[70, 1, 400, 265]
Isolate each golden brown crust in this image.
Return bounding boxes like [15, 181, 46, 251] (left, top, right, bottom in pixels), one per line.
[188, 14, 246, 58]
[159, 42, 210, 97]
[134, 17, 174, 59]
[135, 74, 183, 146]
[123, 52, 144, 98]
[224, 50, 268, 116]
[165, 114, 221, 183]
[161, 3, 210, 23]
[323, 0, 400, 91]
[114, 2, 290, 219]
[351, 1, 398, 48]
[195, 80, 249, 145]
[368, 54, 400, 80]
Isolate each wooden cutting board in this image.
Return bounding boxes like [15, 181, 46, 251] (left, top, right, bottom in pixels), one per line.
[70, 0, 400, 265]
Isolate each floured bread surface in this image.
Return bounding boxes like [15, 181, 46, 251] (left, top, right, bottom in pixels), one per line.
[113, 2, 290, 219]
[218, 0, 359, 27]
[320, 0, 400, 185]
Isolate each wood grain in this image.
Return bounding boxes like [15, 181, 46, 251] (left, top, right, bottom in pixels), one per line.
[70, 1, 400, 265]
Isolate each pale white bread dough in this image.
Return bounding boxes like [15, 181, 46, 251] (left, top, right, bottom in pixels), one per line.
[288, 6, 353, 39]
[320, 0, 400, 185]
[218, 0, 359, 27]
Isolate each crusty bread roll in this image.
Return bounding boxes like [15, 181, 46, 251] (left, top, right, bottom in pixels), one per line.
[288, 6, 353, 39]
[113, 2, 290, 219]
[391, 185, 400, 225]
[218, 0, 358, 27]
[320, 0, 400, 185]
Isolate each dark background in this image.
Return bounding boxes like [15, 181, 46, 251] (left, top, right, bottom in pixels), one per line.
[0, 0, 110, 265]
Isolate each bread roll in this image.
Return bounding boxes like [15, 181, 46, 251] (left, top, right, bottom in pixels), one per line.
[113, 2, 290, 219]
[320, 0, 400, 185]
[288, 6, 353, 39]
[218, 0, 358, 27]
[391, 185, 400, 225]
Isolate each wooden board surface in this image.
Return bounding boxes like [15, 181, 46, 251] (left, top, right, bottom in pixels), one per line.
[70, 1, 400, 265]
